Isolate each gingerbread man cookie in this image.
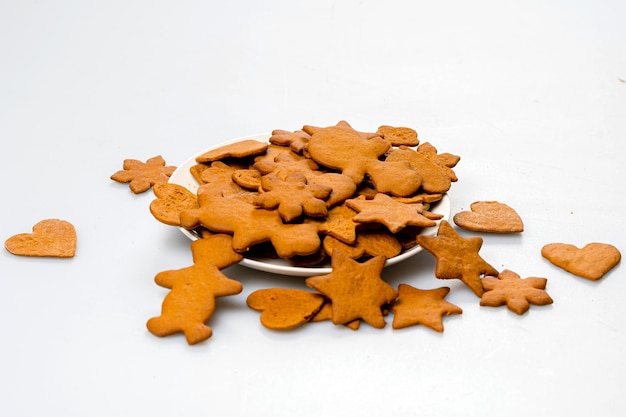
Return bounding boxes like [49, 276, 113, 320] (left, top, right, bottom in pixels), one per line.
[146, 234, 243, 345]
[303, 121, 422, 197]
[180, 187, 321, 258]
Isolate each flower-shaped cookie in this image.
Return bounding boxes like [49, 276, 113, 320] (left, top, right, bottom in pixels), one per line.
[254, 152, 356, 207]
[110, 155, 176, 194]
[255, 172, 332, 222]
[480, 269, 553, 315]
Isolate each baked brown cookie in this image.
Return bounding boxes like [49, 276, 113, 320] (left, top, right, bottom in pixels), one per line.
[345, 193, 436, 233]
[541, 242, 621, 280]
[386, 143, 459, 194]
[269, 129, 311, 154]
[390, 285, 462, 332]
[303, 121, 423, 197]
[322, 230, 402, 260]
[195, 139, 268, 163]
[149, 183, 199, 226]
[255, 172, 332, 222]
[146, 234, 243, 345]
[5, 219, 77, 258]
[417, 220, 498, 297]
[111, 155, 176, 194]
[305, 249, 398, 329]
[453, 201, 524, 233]
[246, 288, 326, 330]
[480, 269, 553, 315]
[179, 187, 321, 258]
[376, 125, 419, 147]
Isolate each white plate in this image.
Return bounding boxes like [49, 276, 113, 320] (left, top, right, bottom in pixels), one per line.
[169, 134, 451, 277]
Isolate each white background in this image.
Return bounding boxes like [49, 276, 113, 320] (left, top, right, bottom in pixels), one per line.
[1, 1, 625, 416]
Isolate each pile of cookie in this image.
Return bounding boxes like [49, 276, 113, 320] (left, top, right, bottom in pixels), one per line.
[5, 121, 619, 347]
[142, 120, 467, 343]
[113, 120, 623, 345]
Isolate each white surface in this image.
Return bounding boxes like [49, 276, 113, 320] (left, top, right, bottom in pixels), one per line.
[1, 1, 625, 416]
[168, 135, 450, 276]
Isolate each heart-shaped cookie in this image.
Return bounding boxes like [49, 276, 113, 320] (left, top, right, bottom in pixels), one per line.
[453, 201, 524, 233]
[5, 219, 76, 258]
[541, 242, 621, 280]
[246, 288, 326, 330]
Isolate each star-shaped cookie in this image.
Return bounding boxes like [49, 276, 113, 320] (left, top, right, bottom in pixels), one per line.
[390, 284, 462, 332]
[480, 269, 553, 315]
[417, 220, 498, 297]
[346, 193, 436, 233]
[305, 249, 398, 328]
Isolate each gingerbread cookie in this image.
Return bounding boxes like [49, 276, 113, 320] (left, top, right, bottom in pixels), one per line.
[453, 201, 524, 233]
[322, 230, 402, 260]
[246, 288, 326, 330]
[179, 187, 321, 258]
[304, 203, 359, 245]
[111, 155, 176, 194]
[232, 168, 262, 190]
[149, 183, 199, 226]
[253, 151, 319, 179]
[146, 234, 243, 345]
[195, 139, 268, 163]
[480, 269, 553, 315]
[541, 242, 621, 280]
[309, 301, 361, 330]
[376, 125, 419, 147]
[198, 161, 248, 196]
[390, 285, 462, 332]
[269, 129, 311, 154]
[189, 162, 210, 185]
[345, 193, 436, 233]
[386, 143, 459, 194]
[303, 121, 422, 197]
[307, 171, 357, 207]
[305, 249, 398, 328]
[417, 220, 498, 297]
[5, 219, 76, 258]
[255, 172, 332, 222]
